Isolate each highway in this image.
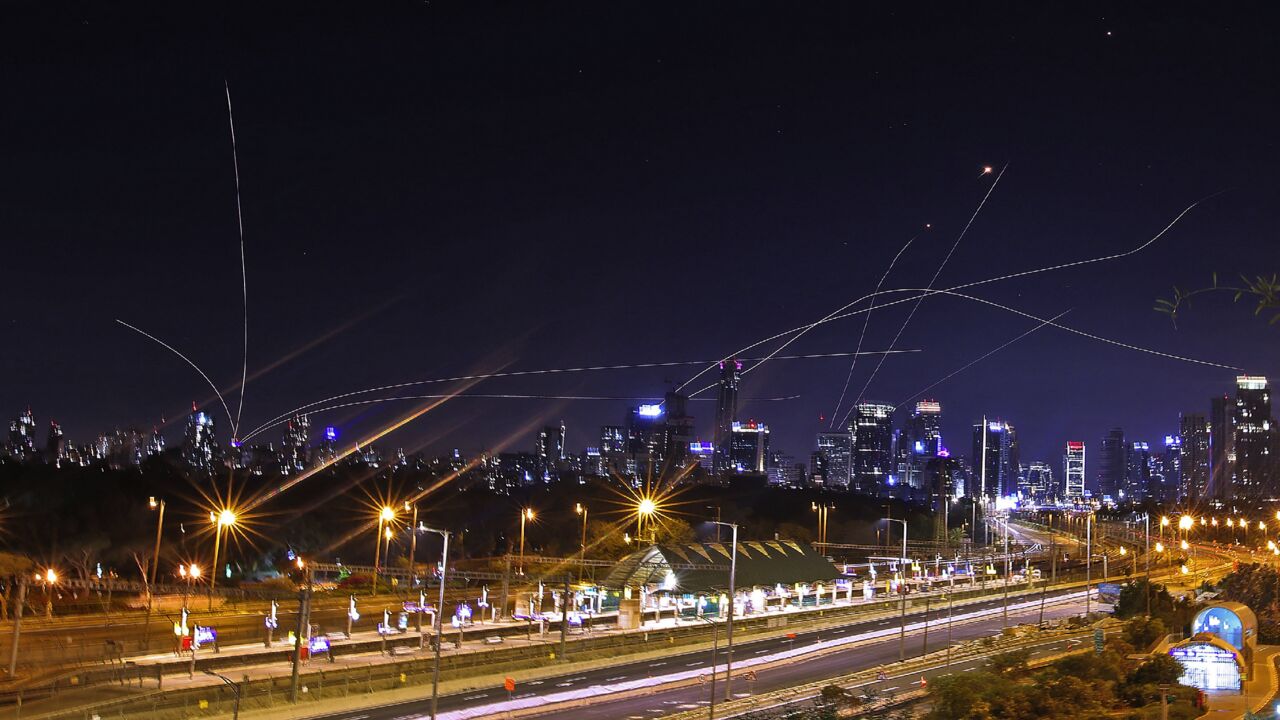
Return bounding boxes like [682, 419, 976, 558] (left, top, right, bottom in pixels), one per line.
[301, 587, 1096, 720]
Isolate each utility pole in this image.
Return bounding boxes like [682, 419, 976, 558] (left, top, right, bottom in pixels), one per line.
[1085, 513, 1093, 617]
[559, 574, 569, 662]
[289, 574, 311, 704]
[1145, 512, 1152, 617]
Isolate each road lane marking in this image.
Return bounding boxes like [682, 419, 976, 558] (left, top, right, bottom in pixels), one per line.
[462, 694, 488, 700]
[605, 675, 628, 681]
[649, 662, 666, 667]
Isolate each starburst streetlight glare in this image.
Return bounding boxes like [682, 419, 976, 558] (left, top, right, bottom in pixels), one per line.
[1178, 515, 1193, 531]
[638, 498, 657, 516]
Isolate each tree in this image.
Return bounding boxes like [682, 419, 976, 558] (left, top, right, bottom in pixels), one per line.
[0, 551, 34, 620]
[986, 648, 1032, 676]
[1129, 653, 1184, 686]
[1156, 273, 1280, 327]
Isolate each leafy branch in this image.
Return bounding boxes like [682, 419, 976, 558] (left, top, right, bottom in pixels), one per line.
[1155, 272, 1280, 328]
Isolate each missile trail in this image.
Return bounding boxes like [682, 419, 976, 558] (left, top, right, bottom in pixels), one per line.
[894, 309, 1071, 409]
[115, 319, 235, 429]
[828, 235, 915, 428]
[677, 193, 1218, 394]
[843, 163, 1007, 427]
[225, 81, 249, 440]
[237, 348, 917, 442]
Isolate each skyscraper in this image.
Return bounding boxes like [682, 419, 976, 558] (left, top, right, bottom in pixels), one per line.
[908, 401, 943, 457]
[852, 403, 894, 493]
[712, 360, 742, 475]
[536, 421, 566, 479]
[728, 420, 769, 474]
[1179, 413, 1209, 502]
[1233, 376, 1272, 498]
[183, 404, 221, 472]
[1024, 461, 1054, 501]
[1209, 395, 1233, 499]
[1096, 428, 1126, 502]
[970, 420, 1015, 498]
[280, 412, 311, 475]
[8, 407, 36, 460]
[816, 430, 852, 489]
[1126, 441, 1151, 502]
[1064, 441, 1086, 500]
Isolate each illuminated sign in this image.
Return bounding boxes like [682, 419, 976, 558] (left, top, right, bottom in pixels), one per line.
[689, 442, 714, 454]
[193, 626, 217, 648]
[637, 404, 663, 417]
[325, 426, 338, 441]
[309, 636, 330, 654]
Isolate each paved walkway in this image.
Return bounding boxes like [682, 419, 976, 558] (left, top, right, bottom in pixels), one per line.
[1202, 645, 1280, 719]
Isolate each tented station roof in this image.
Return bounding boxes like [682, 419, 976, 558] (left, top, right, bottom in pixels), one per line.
[603, 540, 843, 593]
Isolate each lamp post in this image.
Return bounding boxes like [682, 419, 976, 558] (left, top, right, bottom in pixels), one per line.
[209, 509, 235, 610]
[373, 506, 395, 595]
[419, 526, 451, 720]
[637, 498, 656, 543]
[1145, 513, 1152, 617]
[883, 517, 908, 661]
[519, 508, 534, 575]
[37, 568, 57, 619]
[406, 502, 419, 585]
[575, 503, 588, 584]
[148, 497, 166, 588]
[812, 502, 831, 546]
[1085, 512, 1092, 617]
[708, 520, 737, 702]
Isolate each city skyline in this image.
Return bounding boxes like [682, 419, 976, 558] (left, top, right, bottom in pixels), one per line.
[2, 4, 1277, 471]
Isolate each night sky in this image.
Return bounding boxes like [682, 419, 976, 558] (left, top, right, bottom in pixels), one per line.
[2, 3, 1277, 467]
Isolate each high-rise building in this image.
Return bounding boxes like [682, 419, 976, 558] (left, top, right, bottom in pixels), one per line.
[280, 412, 311, 475]
[1180, 413, 1209, 502]
[908, 401, 943, 457]
[536, 421, 566, 480]
[852, 403, 894, 493]
[970, 420, 1016, 498]
[8, 407, 36, 460]
[1151, 436, 1182, 504]
[626, 405, 666, 477]
[1233, 376, 1272, 498]
[816, 430, 852, 489]
[728, 420, 769, 474]
[147, 426, 166, 458]
[1096, 428, 1126, 502]
[661, 391, 695, 472]
[183, 404, 222, 472]
[317, 425, 338, 466]
[712, 360, 742, 475]
[1024, 461, 1054, 501]
[1063, 441, 1086, 500]
[808, 449, 828, 487]
[45, 420, 64, 464]
[1209, 395, 1234, 499]
[766, 451, 802, 487]
[1126, 441, 1151, 502]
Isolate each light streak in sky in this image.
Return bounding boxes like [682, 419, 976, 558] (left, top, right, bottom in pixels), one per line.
[237, 349, 917, 442]
[115, 319, 235, 431]
[685, 286, 1239, 402]
[677, 193, 1218, 394]
[842, 163, 1008, 427]
[241, 388, 477, 514]
[828, 235, 915, 428]
[893, 309, 1071, 410]
[247, 392, 801, 439]
[225, 82, 249, 441]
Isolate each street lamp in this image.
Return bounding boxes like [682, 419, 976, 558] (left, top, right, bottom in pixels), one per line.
[148, 497, 166, 588]
[419, 526, 451, 720]
[37, 568, 57, 618]
[209, 509, 236, 610]
[637, 498, 657, 542]
[373, 506, 396, 594]
[405, 502, 419, 585]
[708, 520, 738, 702]
[519, 508, 534, 575]
[574, 503, 588, 584]
[882, 517, 909, 661]
[811, 502, 831, 546]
